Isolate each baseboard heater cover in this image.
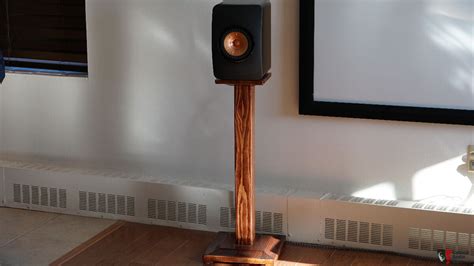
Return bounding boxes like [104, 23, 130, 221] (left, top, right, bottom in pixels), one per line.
[1, 161, 473, 263]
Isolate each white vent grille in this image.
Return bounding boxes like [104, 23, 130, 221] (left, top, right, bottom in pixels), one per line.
[40, 187, 48, 206]
[13, 184, 21, 203]
[336, 219, 346, 241]
[347, 220, 358, 242]
[79, 191, 87, 210]
[458, 233, 469, 255]
[425, 204, 436, 210]
[88, 192, 97, 212]
[167, 201, 176, 221]
[362, 199, 376, 204]
[408, 228, 420, 249]
[49, 188, 57, 207]
[79, 191, 134, 216]
[219, 207, 282, 234]
[98, 193, 106, 213]
[325, 218, 392, 247]
[148, 199, 157, 219]
[437, 206, 449, 212]
[446, 231, 457, 250]
[412, 203, 474, 215]
[322, 193, 339, 200]
[382, 224, 393, 247]
[126, 196, 135, 216]
[262, 212, 272, 233]
[198, 204, 207, 225]
[471, 234, 474, 255]
[22, 185, 30, 204]
[412, 203, 425, 209]
[255, 211, 262, 232]
[32, 186, 39, 205]
[420, 229, 432, 251]
[13, 184, 66, 209]
[178, 202, 186, 223]
[350, 197, 364, 203]
[107, 194, 116, 214]
[325, 218, 335, 240]
[59, 189, 67, 208]
[157, 200, 166, 220]
[148, 199, 206, 226]
[433, 230, 444, 251]
[359, 222, 369, 244]
[117, 195, 126, 215]
[273, 213, 283, 234]
[370, 223, 382, 245]
[339, 195, 353, 201]
[408, 228, 473, 254]
[385, 200, 399, 206]
[230, 208, 236, 229]
[187, 203, 197, 224]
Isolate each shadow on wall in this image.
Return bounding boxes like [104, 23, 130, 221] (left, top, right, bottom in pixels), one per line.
[257, 0, 474, 202]
[82, 0, 233, 181]
[0, 0, 472, 203]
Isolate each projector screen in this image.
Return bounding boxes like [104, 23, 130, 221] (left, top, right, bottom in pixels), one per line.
[299, 0, 474, 125]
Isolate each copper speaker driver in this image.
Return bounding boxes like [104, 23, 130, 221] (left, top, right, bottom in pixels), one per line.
[221, 29, 252, 61]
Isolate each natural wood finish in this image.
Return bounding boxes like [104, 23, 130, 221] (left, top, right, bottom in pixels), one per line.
[204, 73, 283, 264]
[234, 84, 256, 245]
[203, 232, 285, 265]
[215, 72, 271, 86]
[50, 221, 126, 266]
[51, 222, 452, 265]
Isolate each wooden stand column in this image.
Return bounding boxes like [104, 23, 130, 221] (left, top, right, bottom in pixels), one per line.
[234, 83, 255, 246]
[203, 73, 285, 265]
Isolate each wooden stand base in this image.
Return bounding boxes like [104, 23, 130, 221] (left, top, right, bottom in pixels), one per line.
[203, 232, 285, 265]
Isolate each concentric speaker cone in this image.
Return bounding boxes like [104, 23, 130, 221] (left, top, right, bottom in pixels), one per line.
[221, 29, 252, 61]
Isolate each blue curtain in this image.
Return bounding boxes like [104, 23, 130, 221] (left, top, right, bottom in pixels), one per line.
[0, 51, 4, 83]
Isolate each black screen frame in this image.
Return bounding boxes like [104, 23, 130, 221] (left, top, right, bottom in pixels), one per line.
[299, 0, 474, 126]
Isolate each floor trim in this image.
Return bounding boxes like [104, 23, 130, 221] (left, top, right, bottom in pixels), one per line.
[50, 220, 126, 266]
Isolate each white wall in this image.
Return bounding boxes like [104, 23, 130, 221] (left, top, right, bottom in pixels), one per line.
[0, 0, 473, 203]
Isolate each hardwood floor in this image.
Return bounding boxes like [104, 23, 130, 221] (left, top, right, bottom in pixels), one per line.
[52, 221, 451, 265]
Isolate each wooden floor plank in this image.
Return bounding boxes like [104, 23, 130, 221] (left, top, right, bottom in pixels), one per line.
[380, 254, 410, 265]
[350, 251, 386, 265]
[279, 244, 334, 265]
[97, 224, 172, 265]
[322, 249, 361, 265]
[50, 221, 126, 266]
[54, 222, 452, 266]
[130, 234, 189, 265]
[64, 223, 151, 265]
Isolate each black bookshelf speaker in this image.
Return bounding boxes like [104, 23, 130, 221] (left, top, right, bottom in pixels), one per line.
[0, 51, 5, 84]
[212, 0, 271, 81]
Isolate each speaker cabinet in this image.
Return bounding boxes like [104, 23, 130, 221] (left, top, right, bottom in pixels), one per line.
[212, 0, 271, 81]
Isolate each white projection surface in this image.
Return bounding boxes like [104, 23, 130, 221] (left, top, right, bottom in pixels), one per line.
[313, 0, 473, 110]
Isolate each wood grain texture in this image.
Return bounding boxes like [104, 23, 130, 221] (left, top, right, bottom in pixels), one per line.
[52, 222, 457, 266]
[203, 232, 285, 265]
[234, 84, 256, 245]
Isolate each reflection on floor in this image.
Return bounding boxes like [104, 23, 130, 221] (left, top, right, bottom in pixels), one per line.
[0, 207, 115, 265]
[53, 221, 447, 265]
